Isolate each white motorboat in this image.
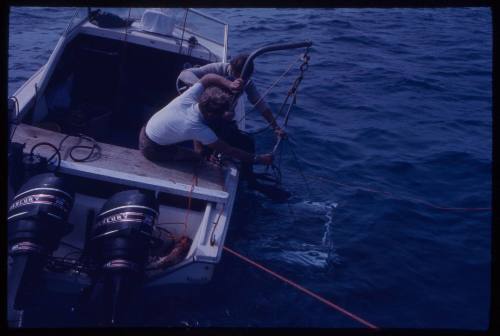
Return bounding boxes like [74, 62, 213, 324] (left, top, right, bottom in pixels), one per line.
[7, 7, 311, 325]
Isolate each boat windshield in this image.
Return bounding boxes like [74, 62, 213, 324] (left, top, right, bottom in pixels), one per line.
[66, 8, 228, 53]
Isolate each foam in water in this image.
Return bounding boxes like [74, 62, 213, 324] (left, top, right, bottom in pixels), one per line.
[278, 248, 329, 268]
[269, 200, 340, 268]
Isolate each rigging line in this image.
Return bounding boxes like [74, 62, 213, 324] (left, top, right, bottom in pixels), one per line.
[237, 54, 302, 124]
[247, 91, 292, 136]
[285, 169, 492, 213]
[237, 54, 301, 123]
[277, 134, 285, 176]
[178, 9, 189, 54]
[286, 137, 313, 198]
[124, 8, 132, 43]
[280, 141, 297, 219]
[306, 175, 492, 212]
[248, 51, 307, 136]
[269, 88, 300, 154]
[112, 7, 132, 121]
[247, 69, 301, 136]
[223, 246, 378, 330]
[282, 87, 299, 128]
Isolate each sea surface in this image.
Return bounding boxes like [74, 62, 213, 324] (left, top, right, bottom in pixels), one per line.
[8, 7, 492, 329]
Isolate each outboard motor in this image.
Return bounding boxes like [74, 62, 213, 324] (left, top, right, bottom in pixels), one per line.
[7, 173, 74, 322]
[88, 190, 159, 325]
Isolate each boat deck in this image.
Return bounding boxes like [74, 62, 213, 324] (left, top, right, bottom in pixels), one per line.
[12, 123, 229, 202]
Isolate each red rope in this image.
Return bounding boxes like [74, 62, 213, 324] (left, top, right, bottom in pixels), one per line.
[309, 176, 491, 212]
[182, 174, 198, 236]
[223, 246, 379, 330]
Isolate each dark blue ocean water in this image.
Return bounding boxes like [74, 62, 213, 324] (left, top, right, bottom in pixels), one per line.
[8, 7, 492, 329]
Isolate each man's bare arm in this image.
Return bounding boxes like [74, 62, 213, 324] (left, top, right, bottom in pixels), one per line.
[199, 74, 243, 93]
[178, 63, 225, 86]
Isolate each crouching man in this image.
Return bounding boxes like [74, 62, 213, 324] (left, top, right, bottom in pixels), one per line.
[139, 74, 273, 171]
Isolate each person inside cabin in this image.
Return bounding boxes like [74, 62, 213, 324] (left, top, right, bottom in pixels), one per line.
[177, 54, 287, 140]
[139, 73, 274, 183]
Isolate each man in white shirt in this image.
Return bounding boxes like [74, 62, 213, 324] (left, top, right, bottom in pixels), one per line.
[139, 74, 273, 170]
[178, 54, 286, 138]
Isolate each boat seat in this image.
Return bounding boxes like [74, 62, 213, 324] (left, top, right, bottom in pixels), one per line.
[12, 123, 230, 203]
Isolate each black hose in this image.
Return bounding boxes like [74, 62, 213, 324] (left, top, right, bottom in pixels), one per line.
[30, 133, 101, 174]
[29, 142, 61, 172]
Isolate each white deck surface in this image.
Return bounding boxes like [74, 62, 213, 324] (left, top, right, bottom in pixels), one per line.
[13, 123, 229, 203]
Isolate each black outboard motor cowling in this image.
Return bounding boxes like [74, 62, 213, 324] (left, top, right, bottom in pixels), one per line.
[88, 190, 158, 325]
[7, 173, 74, 315]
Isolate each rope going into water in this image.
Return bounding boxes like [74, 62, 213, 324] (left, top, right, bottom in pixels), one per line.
[307, 175, 492, 212]
[223, 246, 379, 329]
[284, 137, 313, 198]
[285, 136, 491, 212]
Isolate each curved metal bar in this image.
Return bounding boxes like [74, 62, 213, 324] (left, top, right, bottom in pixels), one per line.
[232, 40, 312, 110]
[241, 40, 313, 80]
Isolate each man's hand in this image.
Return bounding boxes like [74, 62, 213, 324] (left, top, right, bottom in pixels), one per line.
[200, 74, 243, 93]
[229, 78, 245, 93]
[208, 153, 223, 167]
[273, 126, 287, 139]
[208, 139, 273, 165]
[256, 153, 274, 165]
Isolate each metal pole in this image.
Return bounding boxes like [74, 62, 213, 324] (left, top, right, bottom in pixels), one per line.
[232, 40, 312, 110]
[241, 41, 312, 81]
[178, 9, 189, 54]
